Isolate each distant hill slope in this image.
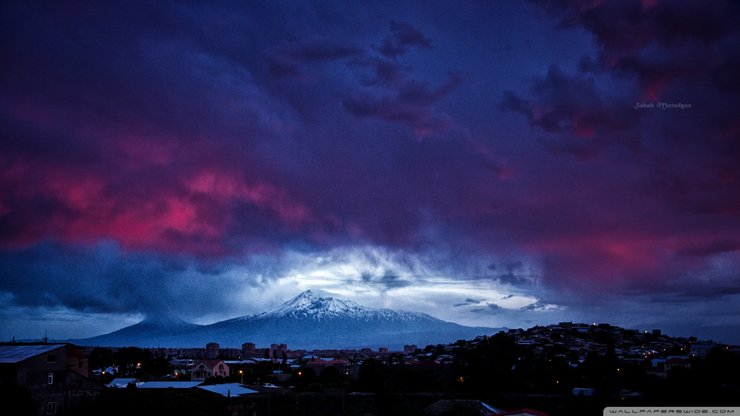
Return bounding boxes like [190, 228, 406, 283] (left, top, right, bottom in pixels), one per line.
[77, 316, 203, 347]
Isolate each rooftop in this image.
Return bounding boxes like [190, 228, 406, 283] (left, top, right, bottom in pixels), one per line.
[0, 344, 66, 364]
[138, 381, 202, 389]
[197, 383, 259, 397]
[106, 378, 139, 388]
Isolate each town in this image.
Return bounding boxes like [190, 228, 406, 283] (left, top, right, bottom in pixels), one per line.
[2, 322, 739, 416]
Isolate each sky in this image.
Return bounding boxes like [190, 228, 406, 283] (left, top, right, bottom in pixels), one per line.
[1, 0, 739, 345]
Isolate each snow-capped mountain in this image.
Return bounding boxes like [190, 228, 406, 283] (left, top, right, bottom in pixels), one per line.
[254, 289, 436, 322]
[73, 290, 500, 349]
[269, 289, 369, 319]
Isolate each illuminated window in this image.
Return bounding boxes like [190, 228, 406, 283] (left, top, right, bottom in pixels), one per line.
[47, 372, 54, 385]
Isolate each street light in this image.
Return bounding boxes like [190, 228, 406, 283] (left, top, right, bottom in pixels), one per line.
[239, 370, 243, 384]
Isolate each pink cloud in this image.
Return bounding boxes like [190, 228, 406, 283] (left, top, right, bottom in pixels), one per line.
[0, 152, 316, 256]
[187, 169, 311, 225]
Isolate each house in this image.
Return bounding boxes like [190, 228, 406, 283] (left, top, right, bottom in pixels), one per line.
[191, 359, 230, 381]
[0, 343, 101, 416]
[664, 356, 691, 372]
[304, 356, 351, 375]
[649, 355, 691, 378]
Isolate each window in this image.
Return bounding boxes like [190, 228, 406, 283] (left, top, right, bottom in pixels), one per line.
[47, 372, 54, 385]
[219, 364, 224, 370]
[47, 401, 57, 415]
[47, 355, 56, 363]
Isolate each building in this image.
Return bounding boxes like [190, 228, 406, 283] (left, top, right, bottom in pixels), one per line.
[191, 359, 230, 381]
[269, 343, 287, 359]
[205, 342, 220, 360]
[304, 357, 351, 376]
[100, 380, 257, 415]
[664, 356, 691, 373]
[0, 343, 101, 416]
[242, 342, 256, 357]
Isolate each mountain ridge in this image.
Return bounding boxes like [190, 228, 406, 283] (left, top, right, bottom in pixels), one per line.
[73, 290, 501, 349]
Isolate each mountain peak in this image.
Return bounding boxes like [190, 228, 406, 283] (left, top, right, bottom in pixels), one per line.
[291, 289, 334, 301]
[269, 289, 365, 318]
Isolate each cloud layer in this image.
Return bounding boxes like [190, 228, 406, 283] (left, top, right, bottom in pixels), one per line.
[1, 0, 738, 343]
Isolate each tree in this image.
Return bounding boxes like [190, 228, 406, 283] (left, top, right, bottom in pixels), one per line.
[113, 347, 151, 376]
[89, 347, 114, 370]
[459, 331, 518, 393]
[320, 366, 342, 385]
[358, 358, 385, 392]
[0, 385, 35, 416]
[142, 356, 171, 379]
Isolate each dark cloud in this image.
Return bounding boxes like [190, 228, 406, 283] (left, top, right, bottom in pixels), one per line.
[379, 21, 433, 58]
[0, 243, 235, 317]
[264, 37, 362, 79]
[495, 261, 534, 286]
[471, 303, 504, 314]
[533, 0, 740, 91]
[343, 71, 463, 135]
[364, 58, 407, 86]
[519, 301, 549, 311]
[357, 268, 413, 292]
[532, 0, 738, 45]
[453, 298, 482, 307]
[501, 65, 639, 157]
[287, 39, 362, 62]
